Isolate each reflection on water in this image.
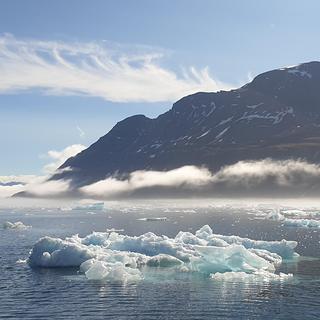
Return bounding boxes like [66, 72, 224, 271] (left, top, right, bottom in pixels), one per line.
[0, 201, 319, 319]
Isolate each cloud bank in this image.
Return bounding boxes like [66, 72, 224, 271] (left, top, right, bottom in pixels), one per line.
[0, 144, 85, 198]
[0, 34, 232, 103]
[79, 159, 320, 199]
[0, 176, 70, 198]
[80, 166, 213, 198]
[6, 159, 320, 199]
[43, 144, 86, 174]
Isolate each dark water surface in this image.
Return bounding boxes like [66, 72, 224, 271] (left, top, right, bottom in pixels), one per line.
[0, 201, 319, 319]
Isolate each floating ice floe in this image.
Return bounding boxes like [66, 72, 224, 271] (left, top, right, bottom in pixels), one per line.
[281, 209, 309, 217]
[106, 228, 124, 233]
[137, 217, 167, 222]
[3, 221, 31, 230]
[282, 209, 320, 218]
[60, 207, 73, 212]
[282, 218, 320, 229]
[267, 210, 320, 229]
[267, 211, 285, 221]
[73, 202, 105, 211]
[28, 225, 298, 283]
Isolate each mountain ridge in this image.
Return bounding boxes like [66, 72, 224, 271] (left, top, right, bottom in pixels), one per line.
[53, 61, 320, 186]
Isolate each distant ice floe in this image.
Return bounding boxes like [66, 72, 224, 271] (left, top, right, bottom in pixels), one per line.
[28, 225, 297, 283]
[60, 207, 73, 212]
[266, 210, 320, 229]
[73, 202, 105, 211]
[137, 217, 167, 222]
[267, 211, 285, 221]
[283, 218, 320, 228]
[3, 221, 31, 230]
[106, 228, 124, 233]
[163, 209, 197, 213]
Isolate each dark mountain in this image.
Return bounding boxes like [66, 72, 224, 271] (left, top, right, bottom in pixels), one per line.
[54, 61, 320, 186]
[0, 182, 24, 186]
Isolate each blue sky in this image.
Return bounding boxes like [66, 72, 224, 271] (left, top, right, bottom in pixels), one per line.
[1, 0, 320, 175]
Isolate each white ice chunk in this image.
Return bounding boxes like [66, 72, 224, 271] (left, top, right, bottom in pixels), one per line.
[281, 209, 309, 217]
[283, 218, 320, 229]
[28, 225, 298, 282]
[84, 260, 142, 282]
[28, 236, 95, 267]
[3, 221, 31, 230]
[267, 210, 285, 221]
[85, 260, 110, 280]
[190, 244, 274, 274]
[137, 217, 167, 221]
[73, 202, 105, 211]
[265, 210, 320, 229]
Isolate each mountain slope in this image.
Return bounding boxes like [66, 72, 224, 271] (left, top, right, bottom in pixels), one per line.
[55, 61, 320, 185]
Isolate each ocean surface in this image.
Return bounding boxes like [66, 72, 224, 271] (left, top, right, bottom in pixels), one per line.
[0, 199, 319, 319]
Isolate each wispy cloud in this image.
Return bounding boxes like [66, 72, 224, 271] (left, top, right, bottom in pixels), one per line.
[0, 34, 233, 103]
[42, 144, 86, 174]
[76, 125, 85, 139]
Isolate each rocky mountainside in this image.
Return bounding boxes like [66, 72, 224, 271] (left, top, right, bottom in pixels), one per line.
[55, 61, 320, 185]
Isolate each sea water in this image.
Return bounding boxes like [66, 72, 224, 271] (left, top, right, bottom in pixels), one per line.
[0, 200, 319, 319]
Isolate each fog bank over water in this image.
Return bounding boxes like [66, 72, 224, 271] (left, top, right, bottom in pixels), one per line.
[3, 197, 320, 211]
[4, 159, 320, 200]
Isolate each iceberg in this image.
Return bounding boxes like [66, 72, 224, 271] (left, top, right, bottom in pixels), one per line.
[28, 225, 298, 282]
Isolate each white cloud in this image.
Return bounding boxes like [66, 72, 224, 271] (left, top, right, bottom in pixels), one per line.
[0, 175, 39, 198]
[0, 34, 233, 103]
[0, 184, 26, 198]
[0, 175, 71, 198]
[80, 159, 320, 199]
[0, 144, 85, 198]
[5, 159, 320, 199]
[213, 159, 320, 187]
[23, 178, 71, 197]
[80, 166, 212, 197]
[42, 144, 86, 174]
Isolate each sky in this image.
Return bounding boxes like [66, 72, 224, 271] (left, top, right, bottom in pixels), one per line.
[1, 0, 320, 175]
